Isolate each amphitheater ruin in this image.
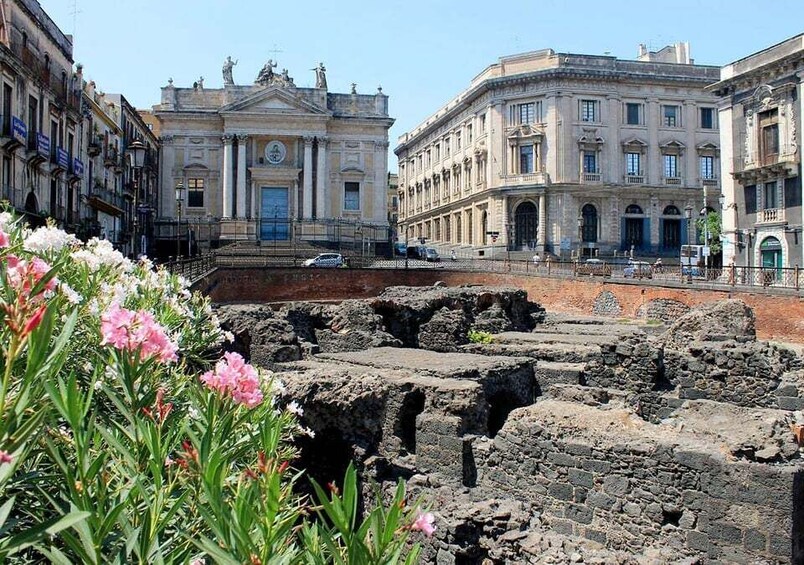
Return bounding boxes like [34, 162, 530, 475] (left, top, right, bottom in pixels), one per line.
[210, 280, 804, 564]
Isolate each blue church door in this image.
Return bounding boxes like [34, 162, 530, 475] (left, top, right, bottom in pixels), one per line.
[260, 187, 289, 241]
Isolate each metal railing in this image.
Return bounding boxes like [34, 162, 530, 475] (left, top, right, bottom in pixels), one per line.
[164, 251, 804, 295]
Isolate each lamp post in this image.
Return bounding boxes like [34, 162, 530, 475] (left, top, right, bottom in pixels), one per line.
[175, 181, 184, 259]
[126, 139, 146, 258]
[577, 214, 584, 260]
[684, 205, 693, 283]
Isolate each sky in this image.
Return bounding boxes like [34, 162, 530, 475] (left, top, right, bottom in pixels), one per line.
[38, 0, 804, 172]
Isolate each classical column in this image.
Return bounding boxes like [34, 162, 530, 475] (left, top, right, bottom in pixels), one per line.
[537, 194, 547, 250]
[236, 134, 248, 218]
[292, 179, 299, 219]
[221, 135, 234, 218]
[374, 140, 389, 223]
[302, 136, 314, 219]
[315, 136, 328, 219]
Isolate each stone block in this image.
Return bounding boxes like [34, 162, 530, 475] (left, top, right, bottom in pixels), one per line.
[776, 396, 804, 411]
[603, 475, 630, 496]
[586, 491, 615, 511]
[623, 502, 642, 517]
[565, 503, 593, 525]
[743, 529, 766, 552]
[547, 481, 574, 501]
[568, 469, 594, 488]
[549, 518, 575, 536]
[583, 528, 607, 545]
[581, 459, 611, 474]
[674, 450, 710, 471]
[546, 452, 579, 467]
[686, 530, 710, 552]
[709, 522, 743, 544]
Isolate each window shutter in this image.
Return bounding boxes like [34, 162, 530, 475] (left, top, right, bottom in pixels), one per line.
[744, 185, 757, 214]
[785, 176, 801, 207]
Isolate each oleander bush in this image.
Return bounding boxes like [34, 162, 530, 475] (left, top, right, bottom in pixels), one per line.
[0, 210, 432, 564]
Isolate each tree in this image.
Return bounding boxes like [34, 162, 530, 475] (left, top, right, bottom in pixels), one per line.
[696, 212, 722, 254]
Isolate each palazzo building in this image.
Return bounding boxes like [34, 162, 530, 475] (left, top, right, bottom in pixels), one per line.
[395, 45, 721, 258]
[152, 60, 393, 255]
[709, 34, 803, 271]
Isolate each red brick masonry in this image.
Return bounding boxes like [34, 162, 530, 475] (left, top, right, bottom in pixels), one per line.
[197, 268, 804, 344]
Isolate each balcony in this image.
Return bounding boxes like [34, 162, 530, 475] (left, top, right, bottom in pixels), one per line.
[757, 208, 785, 224]
[625, 175, 644, 184]
[663, 177, 681, 186]
[702, 177, 719, 187]
[582, 172, 601, 183]
[88, 135, 103, 157]
[500, 172, 550, 186]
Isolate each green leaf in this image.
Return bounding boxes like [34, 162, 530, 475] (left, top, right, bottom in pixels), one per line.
[4, 509, 90, 553]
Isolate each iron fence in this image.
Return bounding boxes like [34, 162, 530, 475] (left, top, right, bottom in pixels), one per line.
[163, 251, 803, 294]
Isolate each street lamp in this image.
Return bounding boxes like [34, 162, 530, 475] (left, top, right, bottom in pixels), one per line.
[577, 214, 584, 259]
[700, 206, 709, 279]
[175, 181, 185, 259]
[126, 139, 146, 258]
[684, 205, 693, 283]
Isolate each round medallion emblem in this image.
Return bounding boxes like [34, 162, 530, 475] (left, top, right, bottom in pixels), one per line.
[265, 140, 286, 165]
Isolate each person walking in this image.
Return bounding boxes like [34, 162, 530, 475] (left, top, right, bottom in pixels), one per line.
[533, 253, 541, 267]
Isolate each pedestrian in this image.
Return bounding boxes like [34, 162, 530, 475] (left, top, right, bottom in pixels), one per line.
[533, 253, 541, 267]
[450, 249, 457, 261]
[653, 257, 663, 274]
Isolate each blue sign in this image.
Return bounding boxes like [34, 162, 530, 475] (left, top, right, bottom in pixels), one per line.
[36, 133, 50, 156]
[11, 117, 26, 145]
[73, 158, 84, 176]
[57, 147, 69, 168]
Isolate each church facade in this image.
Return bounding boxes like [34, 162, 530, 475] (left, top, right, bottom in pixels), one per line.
[152, 60, 393, 255]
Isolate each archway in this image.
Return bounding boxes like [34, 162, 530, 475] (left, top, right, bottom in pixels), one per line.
[760, 236, 782, 283]
[514, 201, 538, 249]
[581, 204, 598, 243]
[661, 205, 681, 251]
[623, 204, 645, 251]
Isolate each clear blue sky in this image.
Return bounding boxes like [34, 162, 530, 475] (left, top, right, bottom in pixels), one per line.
[39, 0, 804, 172]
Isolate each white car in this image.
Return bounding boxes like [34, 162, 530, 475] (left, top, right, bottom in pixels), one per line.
[303, 253, 344, 268]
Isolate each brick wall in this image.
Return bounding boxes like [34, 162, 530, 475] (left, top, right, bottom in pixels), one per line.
[194, 268, 804, 344]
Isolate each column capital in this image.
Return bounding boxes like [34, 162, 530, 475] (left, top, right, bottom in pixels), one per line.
[303, 135, 315, 145]
[237, 133, 249, 143]
[374, 139, 389, 149]
[317, 135, 329, 145]
[222, 134, 235, 145]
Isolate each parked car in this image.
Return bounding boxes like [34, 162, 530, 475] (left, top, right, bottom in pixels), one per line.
[303, 253, 344, 268]
[394, 242, 407, 256]
[423, 248, 440, 262]
[576, 258, 612, 277]
[623, 261, 653, 279]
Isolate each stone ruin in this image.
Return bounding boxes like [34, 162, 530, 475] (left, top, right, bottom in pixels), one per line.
[216, 285, 804, 564]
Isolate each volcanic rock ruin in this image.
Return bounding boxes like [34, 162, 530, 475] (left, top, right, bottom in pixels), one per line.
[216, 285, 804, 564]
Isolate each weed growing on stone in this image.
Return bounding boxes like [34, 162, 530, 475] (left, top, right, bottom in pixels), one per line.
[468, 329, 494, 344]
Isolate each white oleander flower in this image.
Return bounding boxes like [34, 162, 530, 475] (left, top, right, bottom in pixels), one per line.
[297, 425, 315, 438]
[24, 226, 79, 253]
[286, 401, 304, 417]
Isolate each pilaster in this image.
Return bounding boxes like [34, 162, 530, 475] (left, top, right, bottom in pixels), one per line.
[315, 136, 328, 219]
[221, 134, 234, 219]
[303, 136, 314, 219]
[236, 134, 248, 218]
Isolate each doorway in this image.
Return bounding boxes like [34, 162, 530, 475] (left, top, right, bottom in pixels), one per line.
[514, 201, 538, 249]
[260, 187, 289, 241]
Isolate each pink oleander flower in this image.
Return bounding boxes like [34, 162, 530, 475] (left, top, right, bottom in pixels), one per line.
[201, 352, 263, 408]
[100, 304, 178, 363]
[411, 511, 436, 537]
[5, 255, 58, 296]
[0, 229, 8, 248]
[0, 450, 13, 464]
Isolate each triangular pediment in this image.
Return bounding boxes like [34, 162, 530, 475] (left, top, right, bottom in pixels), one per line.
[220, 86, 328, 115]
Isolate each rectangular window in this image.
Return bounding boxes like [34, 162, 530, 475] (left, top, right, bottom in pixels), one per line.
[479, 114, 486, 133]
[519, 103, 534, 124]
[344, 181, 360, 210]
[27, 95, 37, 148]
[626, 152, 641, 176]
[519, 145, 534, 174]
[434, 144, 440, 160]
[662, 105, 680, 127]
[187, 178, 204, 207]
[663, 154, 679, 178]
[467, 124, 472, 143]
[583, 151, 597, 173]
[700, 108, 714, 129]
[2, 84, 11, 136]
[763, 181, 777, 209]
[455, 132, 461, 150]
[2, 157, 11, 191]
[425, 150, 431, 168]
[581, 100, 598, 122]
[625, 103, 641, 125]
[444, 139, 450, 156]
[700, 156, 714, 179]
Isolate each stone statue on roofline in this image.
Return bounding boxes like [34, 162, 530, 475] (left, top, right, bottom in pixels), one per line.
[312, 62, 327, 89]
[256, 59, 277, 84]
[222, 56, 237, 85]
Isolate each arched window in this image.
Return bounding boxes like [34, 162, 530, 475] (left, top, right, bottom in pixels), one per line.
[581, 204, 598, 243]
[663, 205, 681, 216]
[625, 204, 643, 215]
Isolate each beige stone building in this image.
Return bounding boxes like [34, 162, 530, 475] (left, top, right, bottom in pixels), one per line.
[0, 0, 83, 228]
[395, 45, 721, 259]
[152, 61, 393, 255]
[710, 34, 803, 272]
